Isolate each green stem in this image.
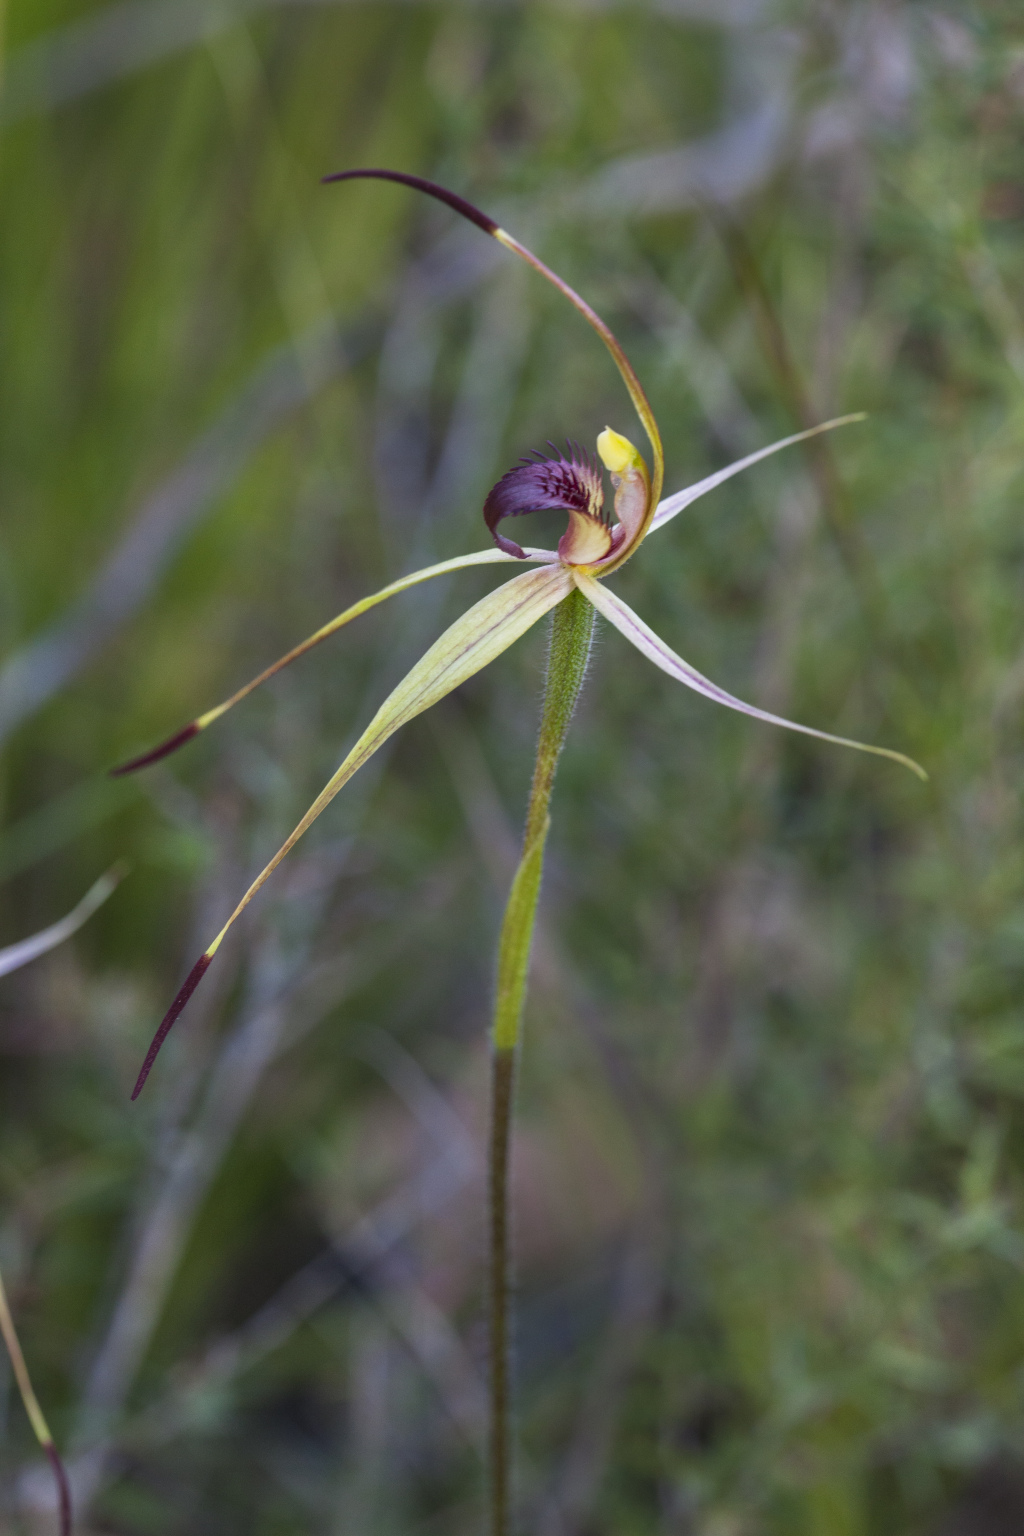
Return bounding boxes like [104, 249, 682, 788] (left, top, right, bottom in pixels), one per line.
[488, 1047, 515, 1536]
[488, 587, 596, 1536]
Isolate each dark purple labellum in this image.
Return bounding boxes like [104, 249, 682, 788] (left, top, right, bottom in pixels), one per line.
[484, 444, 605, 559]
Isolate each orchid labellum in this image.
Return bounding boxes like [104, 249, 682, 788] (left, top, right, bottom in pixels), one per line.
[112, 170, 924, 1535]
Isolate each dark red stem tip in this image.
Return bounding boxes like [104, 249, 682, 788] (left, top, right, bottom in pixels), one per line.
[109, 722, 200, 777]
[131, 952, 212, 1100]
[43, 1441, 72, 1536]
[321, 168, 499, 237]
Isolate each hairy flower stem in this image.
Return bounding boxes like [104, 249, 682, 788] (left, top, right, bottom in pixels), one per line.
[488, 587, 596, 1536]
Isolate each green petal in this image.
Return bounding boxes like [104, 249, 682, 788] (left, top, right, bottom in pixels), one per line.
[575, 574, 926, 780]
[111, 545, 557, 775]
[650, 415, 866, 533]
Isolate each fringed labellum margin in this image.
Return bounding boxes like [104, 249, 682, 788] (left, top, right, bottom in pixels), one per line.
[483, 426, 654, 570]
[484, 444, 611, 564]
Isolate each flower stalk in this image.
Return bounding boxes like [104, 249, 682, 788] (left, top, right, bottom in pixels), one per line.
[488, 1048, 515, 1536]
[489, 587, 595, 1535]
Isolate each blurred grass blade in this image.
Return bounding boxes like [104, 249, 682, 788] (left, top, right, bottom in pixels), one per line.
[650, 415, 866, 532]
[0, 778, 139, 887]
[132, 564, 573, 1097]
[111, 546, 556, 775]
[575, 575, 926, 778]
[0, 1267, 72, 1536]
[0, 864, 126, 979]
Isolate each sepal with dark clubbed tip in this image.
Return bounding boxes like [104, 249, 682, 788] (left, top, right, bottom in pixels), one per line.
[108, 549, 546, 779]
[321, 168, 499, 236]
[131, 952, 211, 1099]
[110, 722, 200, 776]
[323, 168, 666, 574]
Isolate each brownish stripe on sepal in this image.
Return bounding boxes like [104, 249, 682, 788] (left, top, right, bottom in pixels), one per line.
[131, 952, 212, 1099]
[109, 722, 200, 777]
[321, 168, 499, 235]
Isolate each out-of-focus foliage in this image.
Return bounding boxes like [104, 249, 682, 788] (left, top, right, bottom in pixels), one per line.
[2, 2, 1024, 1531]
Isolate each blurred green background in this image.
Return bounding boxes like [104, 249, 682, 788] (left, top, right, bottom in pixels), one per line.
[2, 1, 1024, 1531]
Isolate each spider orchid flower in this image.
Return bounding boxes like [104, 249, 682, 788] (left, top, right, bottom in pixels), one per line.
[114, 170, 924, 1101]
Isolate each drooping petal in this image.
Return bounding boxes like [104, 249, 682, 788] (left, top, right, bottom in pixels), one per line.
[110, 545, 557, 775]
[574, 575, 926, 779]
[650, 415, 866, 533]
[132, 564, 574, 1097]
[483, 446, 608, 562]
[0, 864, 126, 979]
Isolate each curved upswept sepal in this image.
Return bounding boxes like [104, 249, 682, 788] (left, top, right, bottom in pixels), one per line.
[131, 565, 573, 1094]
[575, 574, 927, 781]
[324, 169, 664, 565]
[109, 547, 555, 777]
[321, 168, 499, 235]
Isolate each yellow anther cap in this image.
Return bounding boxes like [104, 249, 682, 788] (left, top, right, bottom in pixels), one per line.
[596, 426, 640, 475]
